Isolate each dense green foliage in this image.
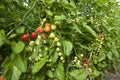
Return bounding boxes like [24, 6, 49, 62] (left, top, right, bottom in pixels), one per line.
[0, 0, 120, 80]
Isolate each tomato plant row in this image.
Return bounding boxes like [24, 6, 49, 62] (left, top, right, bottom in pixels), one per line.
[0, 0, 120, 80]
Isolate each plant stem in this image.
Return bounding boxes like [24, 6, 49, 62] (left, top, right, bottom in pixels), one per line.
[6, 1, 37, 36]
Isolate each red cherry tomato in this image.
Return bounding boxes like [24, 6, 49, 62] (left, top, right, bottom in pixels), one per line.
[37, 27, 43, 33]
[31, 32, 37, 39]
[21, 34, 29, 42]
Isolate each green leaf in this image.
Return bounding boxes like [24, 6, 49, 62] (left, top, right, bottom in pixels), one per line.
[62, 0, 76, 10]
[70, 69, 88, 80]
[97, 52, 106, 62]
[45, 9, 53, 17]
[43, 0, 56, 4]
[34, 73, 45, 80]
[107, 52, 113, 60]
[6, 65, 21, 80]
[54, 14, 66, 21]
[32, 56, 47, 74]
[63, 40, 73, 56]
[13, 54, 27, 73]
[47, 70, 54, 78]
[73, 23, 83, 34]
[50, 51, 58, 64]
[0, 30, 6, 47]
[8, 33, 17, 39]
[11, 41, 25, 54]
[15, 27, 25, 34]
[55, 63, 65, 80]
[76, 43, 92, 51]
[98, 0, 110, 2]
[82, 22, 98, 37]
[11, 66, 21, 80]
[91, 69, 100, 78]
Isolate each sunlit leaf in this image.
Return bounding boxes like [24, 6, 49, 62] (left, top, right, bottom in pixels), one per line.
[13, 54, 27, 73]
[55, 63, 65, 80]
[54, 14, 66, 20]
[63, 40, 73, 56]
[70, 69, 88, 80]
[11, 41, 25, 54]
[32, 56, 47, 74]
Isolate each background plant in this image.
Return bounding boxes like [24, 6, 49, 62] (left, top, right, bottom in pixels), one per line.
[0, 0, 120, 80]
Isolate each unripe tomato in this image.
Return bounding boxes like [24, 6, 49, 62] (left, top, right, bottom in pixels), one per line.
[60, 56, 64, 60]
[44, 23, 51, 32]
[31, 32, 37, 39]
[45, 23, 51, 28]
[49, 33, 55, 39]
[44, 26, 51, 32]
[29, 41, 34, 46]
[58, 52, 62, 56]
[54, 37, 59, 42]
[80, 54, 84, 57]
[21, 34, 29, 42]
[37, 35, 41, 40]
[43, 18, 46, 22]
[37, 27, 43, 33]
[51, 24, 56, 30]
[56, 47, 60, 52]
[57, 42, 61, 46]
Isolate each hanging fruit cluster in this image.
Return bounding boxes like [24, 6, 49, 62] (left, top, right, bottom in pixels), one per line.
[21, 19, 65, 71]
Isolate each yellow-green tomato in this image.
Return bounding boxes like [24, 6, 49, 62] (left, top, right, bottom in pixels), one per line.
[51, 24, 56, 30]
[49, 32, 55, 39]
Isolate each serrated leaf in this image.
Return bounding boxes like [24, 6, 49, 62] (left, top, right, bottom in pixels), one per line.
[32, 56, 47, 74]
[55, 63, 65, 80]
[13, 54, 27, 73]
[63, 40, 73, 56]
[0, 30, 6, 47]
[11, 41, 25, 54]
[11, 66, 21, 80]
[70, 69, 88, 80]
[6, 65, 21, 80]
[82, 22, 98, 37]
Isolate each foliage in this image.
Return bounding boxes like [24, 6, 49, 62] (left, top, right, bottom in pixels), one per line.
[0, 0, 120, 80]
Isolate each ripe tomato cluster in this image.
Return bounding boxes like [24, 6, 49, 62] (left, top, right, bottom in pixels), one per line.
[21, 21, 64, 67]
[21, 23, 53, 42]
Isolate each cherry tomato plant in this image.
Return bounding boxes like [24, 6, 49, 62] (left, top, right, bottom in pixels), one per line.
[0, 0, 120, 80]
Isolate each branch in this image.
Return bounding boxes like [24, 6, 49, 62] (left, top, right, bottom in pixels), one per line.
[6, 1, 37, 36]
